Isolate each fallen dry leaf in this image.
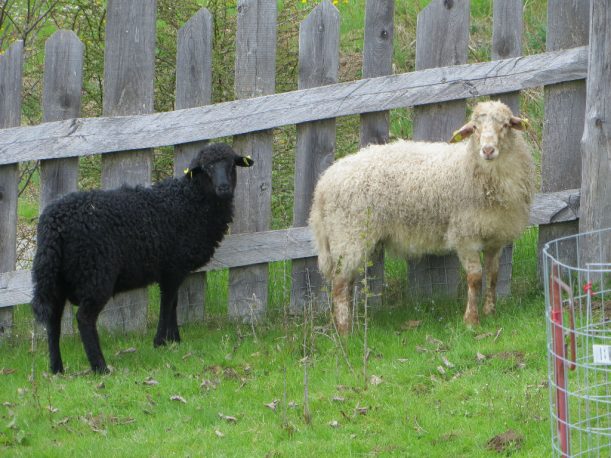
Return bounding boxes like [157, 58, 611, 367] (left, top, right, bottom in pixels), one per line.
[288, 401, 298, 409]
[441, 355, 455, 368]
[96, 382, 105, 390]
[0, 368, 16, 375]
[47, 405, 59, 413]
[182, 352, 193, 360]
[486, 429, 524, 453]
[264, 400, 278, 411]
[426, 335, 447, 351]
[475, 332, 494, 340]
[436, 366, 446, 375]
[476, 352, 487, 362]
[494, 328, 503, 342]
[397, 358, 409, 363]
[401, 320, 422, 330]
[328, 420, 340, 428]
[200, 379, 218, 391]
[355, 406, 368, 415]
[115, 347, 137, 356]
[218, 413, 238, 423]
[2, 402, 16, 408]
[369, 375, 383, 386]
[332, 396, 346, 403]
[170, 395, 187, 404]
[215, 429, 224, 438]
[54, 417, 70, 427]
[144, 378, 159, 386]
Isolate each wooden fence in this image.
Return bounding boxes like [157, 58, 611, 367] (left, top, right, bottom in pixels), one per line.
[0, 0, 608, 337]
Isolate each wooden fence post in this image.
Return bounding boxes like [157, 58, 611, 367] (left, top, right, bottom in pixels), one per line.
[174, 8, 213, 325]
[408, 0, 470, 298]
[359, 0, 394, 307]
[40, 30, 84, 335]
[99, 0, 157, 333]
[290, 0, 339, 313]
[538, 0, 589, 270]
[0, 41, 23, 339]
[580, 0, 611, 255]
[490, 0, 522, 296]
[228, 0, 277, 322]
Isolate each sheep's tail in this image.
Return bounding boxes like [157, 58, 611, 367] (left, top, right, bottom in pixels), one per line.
[31, 221, 65, 325]
[308, 192, 334, 279]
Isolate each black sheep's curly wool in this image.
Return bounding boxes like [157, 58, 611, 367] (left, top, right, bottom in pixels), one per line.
[31, 142, 249, 374]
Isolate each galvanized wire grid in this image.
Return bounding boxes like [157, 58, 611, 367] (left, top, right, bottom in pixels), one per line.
[544, 227, 611, 457]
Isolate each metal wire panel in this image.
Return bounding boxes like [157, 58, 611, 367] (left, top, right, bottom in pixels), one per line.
[544, 227, 611, 457]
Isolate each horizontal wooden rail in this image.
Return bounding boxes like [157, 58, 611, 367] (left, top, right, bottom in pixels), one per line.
[0, 46, 587, 166]
[0, 189, 580, 308]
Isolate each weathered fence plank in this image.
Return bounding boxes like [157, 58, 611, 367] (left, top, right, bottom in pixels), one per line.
[40, 30, 84, 335]
[409, 0, 470, 297]
[0, 189, 582, 310]
[538, 0, 590, 270]
[358, 0, 395, 307]
[0, 41, 22, 338]
[580, 0, 611, 253]
[174, 8, 213, 326]
[228, 0, 277, 322]
[490, 0, 523, 297]
[0, 46, 589, 166]
[98, 0, 157, 333]
[290, 1, 339, 313]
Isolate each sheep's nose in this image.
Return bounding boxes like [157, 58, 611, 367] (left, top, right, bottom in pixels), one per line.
[482, 146, 496, 158]
[216, 184, 231, 196]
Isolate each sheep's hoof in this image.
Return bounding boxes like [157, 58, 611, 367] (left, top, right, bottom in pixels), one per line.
[463, 314, 480, 327]
[153, 333, 181, 348]
[92, 364, 110, 375]
[153, 336, 167, 348]
[50, 362, 64, 374]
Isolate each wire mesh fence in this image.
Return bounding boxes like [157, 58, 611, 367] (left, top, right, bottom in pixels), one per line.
[544, 227, 611, 457]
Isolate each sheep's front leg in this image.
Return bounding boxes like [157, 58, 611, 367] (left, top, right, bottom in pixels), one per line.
[458, 251, 482, 326]
[332, 277, 353, 336]
[483, 247, 502, 315]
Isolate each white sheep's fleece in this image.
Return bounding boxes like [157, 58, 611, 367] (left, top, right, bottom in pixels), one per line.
[309, 101, 535, 279]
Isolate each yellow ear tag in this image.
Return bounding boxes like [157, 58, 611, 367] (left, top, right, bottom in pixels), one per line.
[243, 155, 253, 166]
[521, 118, 530, 130]
[184, 168, 193, 178]
[450, 130, 462, 143]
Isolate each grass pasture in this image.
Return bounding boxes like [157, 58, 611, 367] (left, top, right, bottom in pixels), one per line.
[0, 0, 558, 456]
[1, 229, 552, 457]
[1, 297, 550, 457]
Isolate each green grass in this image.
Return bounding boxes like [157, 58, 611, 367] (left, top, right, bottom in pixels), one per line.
[1, 292, 550, 457]
[4, 1, 556, 456]
[1, 229, 552, 457]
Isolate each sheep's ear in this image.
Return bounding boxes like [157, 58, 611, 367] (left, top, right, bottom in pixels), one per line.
[449, 123, 476, 143]
[183, 165, 202, 179]
[509, 116, 529, 131]
[236, 155, 254, 167]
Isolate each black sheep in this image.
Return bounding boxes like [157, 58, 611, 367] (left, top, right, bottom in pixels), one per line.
[31, 143, 254, 374]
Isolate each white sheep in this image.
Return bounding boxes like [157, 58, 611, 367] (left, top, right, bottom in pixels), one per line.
[309, 101, 534, 334]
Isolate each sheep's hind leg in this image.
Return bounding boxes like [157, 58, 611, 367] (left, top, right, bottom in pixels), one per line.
[458, 251, 482, 326]
[47, 300, 66, 374]
[483, 247, 502, 315]
[76, 302, 108, 374]
[332, 277, 352, 336]
[154, 282, 181, 347]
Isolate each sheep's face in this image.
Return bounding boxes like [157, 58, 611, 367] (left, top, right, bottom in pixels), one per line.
[185, 143, 254, 199]
[449, 101, 528, 161]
